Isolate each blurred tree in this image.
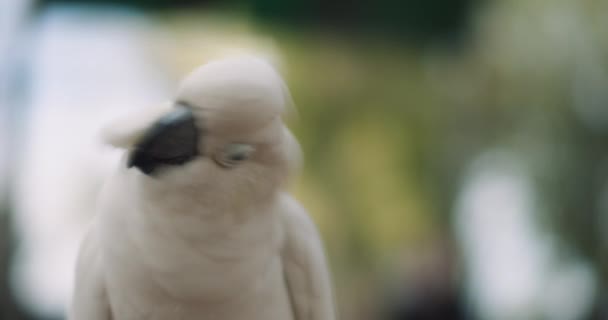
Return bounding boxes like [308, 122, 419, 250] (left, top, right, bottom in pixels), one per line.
[37, 0, 481, 46]
[251, 0, 480, 45]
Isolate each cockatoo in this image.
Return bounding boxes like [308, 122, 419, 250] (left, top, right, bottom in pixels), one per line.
[70, 56, 336, 320]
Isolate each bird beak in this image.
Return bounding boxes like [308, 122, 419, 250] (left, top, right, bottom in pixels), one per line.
[127, 105, 200, 175]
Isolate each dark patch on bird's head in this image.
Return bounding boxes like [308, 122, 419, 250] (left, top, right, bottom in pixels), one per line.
[127, 105, 201, 175]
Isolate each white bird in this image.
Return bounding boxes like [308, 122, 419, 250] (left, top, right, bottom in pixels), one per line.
[70, 56, 337, 320]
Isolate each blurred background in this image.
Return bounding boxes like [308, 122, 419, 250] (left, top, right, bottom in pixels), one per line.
[1, 0, 608, 319]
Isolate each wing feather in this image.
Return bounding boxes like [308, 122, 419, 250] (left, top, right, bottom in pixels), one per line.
[280, 195, 337, 320]
[69, 228, 112, 320]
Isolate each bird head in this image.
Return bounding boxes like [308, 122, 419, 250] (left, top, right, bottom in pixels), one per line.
[103, 56, 300, 207]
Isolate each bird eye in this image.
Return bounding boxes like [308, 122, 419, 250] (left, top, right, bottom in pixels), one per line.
[214, 143, 255, 168]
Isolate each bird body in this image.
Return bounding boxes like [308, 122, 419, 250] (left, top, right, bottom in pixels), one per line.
[70, 56, 335, 320]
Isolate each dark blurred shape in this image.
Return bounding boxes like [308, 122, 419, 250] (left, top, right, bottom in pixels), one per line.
[0, 203, 34, 320]
[252, 0, 479, 44]
[36, 0, 215, 10]
[385, 285, 467, 320]
[37, 0, 480, 45]
[382, 239, 468, 320]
